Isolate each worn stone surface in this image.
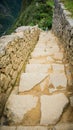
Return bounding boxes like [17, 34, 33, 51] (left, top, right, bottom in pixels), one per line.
[17, 126, 48, 130]
[25, 64, 51, 73]
[1, 30, 71, 127]
[0, 126, 48, 130]
[0, 26, 40, 117]
[52, 64, 64, 73]
[52, 0, 73, 84]
[0, 126, 16, 130]
[19, 73, 48, 92]
[31, 46, 59, 57]
[55, 123, 73, 130]
[40, 94, 69, 125]
[4, 95, 38, 124]
[53, 53, 63, 60]
[1, 124, 73, 130]
[49, 73, 67, 89]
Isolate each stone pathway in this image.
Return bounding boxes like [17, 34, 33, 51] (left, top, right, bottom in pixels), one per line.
[1, 31, 73, 129]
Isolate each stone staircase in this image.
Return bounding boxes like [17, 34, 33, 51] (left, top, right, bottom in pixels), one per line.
[1, 31, 73, 130]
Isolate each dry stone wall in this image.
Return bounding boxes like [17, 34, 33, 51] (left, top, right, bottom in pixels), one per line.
[0, 26, 40, 118]
[52, 0, 73, 86]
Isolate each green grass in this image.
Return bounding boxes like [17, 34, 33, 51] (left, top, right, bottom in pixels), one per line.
[60, 0, 73, 17]
[7, 0, 54, 34]
[0, 0, 22, 36]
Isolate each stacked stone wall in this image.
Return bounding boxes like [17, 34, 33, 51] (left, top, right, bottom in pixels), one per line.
[52, 0, 73, 86]
[0, 26, 40, 118]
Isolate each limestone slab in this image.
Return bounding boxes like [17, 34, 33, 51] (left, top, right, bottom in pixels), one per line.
[34, 48, 46, 52]
[31, 50, 52, 57]
[4, 95, 38, 123]
[46, 45, 59, 52]
[40, 93, 69, 125]
[52, 64, 64, 72]
[46, 56, 54, 62]
[19, 73, 48, 92]
[0, 126, 16, 130]
[55, 123, 73, 130]
[25, 64, 51, 73]
[29, 58, 47, 64]
[17, 126, 48, 130]
[53, 53, 63, 60]
[35, 44, 46, 48]
[31, 47, 59, 57]
[49, 73, 67, 89]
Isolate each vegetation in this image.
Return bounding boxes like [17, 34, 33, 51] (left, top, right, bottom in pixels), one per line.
[61, 0, 73, 16]
[0, 0, 22, 36]
[7, 0, 54, 34]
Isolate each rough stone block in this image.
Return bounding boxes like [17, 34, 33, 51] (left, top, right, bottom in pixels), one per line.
[40, 94, 69, 125]
[4, 95, 38, 124]
[19, 73, 48, 92]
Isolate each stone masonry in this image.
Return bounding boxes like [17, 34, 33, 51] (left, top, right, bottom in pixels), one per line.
[52, 0, 73, 89]
[0, 26, 40, 118]
[0, 31, 73, 130]
[0, 0, 73, 129]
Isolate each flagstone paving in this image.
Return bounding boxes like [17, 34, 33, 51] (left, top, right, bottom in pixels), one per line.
[1, 31, 73, 129]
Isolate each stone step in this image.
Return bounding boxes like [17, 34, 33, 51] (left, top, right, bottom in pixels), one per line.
[31, 50, 53, 57]
[3, 93, 69, 126]
[19, 73, 48, 92]
[55, 123, 73, 130]
[29, 57, 48, 64]
[52, 52, 63, 61]
[49, 72, 67, 93]
[25, 64, 65, 73]
[4, 95, 38, 124]
[34, 45, 59, 51]
[25, 64, 52, 73]
[36, 41, 58, 48]
[0, 126, 48, 130]
[31, 47, 59, 57]
[40, 93, 69, 125]
[1, 124, 73, 130]
[49, 72, 67, 88]
[29, 55, 63, 64]
[52, 64, 64, 72]
[0, 126, 16, 130]
[29, 56, 55, 64]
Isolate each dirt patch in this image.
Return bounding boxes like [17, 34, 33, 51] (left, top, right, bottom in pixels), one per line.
[59, 105, 73, 123]
[20, 98, 41, 126]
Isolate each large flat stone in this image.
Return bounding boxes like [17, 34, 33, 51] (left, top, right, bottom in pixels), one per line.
[34, 45, 59, 52]
[53, 53, 63, 60]
[29, 58, 47, 64]
[0, 126, 16, 130]
[55, 123, 73, 130]
[35, 44, 46, 48]
[19, 73, 48, 92]
[31, 50, 52, 57]
[31, 46, 59, 57]
[52, 64, 64, 72]
[40, 93, 69, 125]
[25, 64, 51, 73]
[49, 73, 67, 89]
[4, 95, 38, 124]
[17, 126, 48, 130]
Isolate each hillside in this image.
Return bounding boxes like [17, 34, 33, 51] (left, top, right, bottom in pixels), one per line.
[7, 0, 54, 34]
[0, 0, 22, 36]
[60, 0, 73, 17]
[0, 0, 54, 35]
